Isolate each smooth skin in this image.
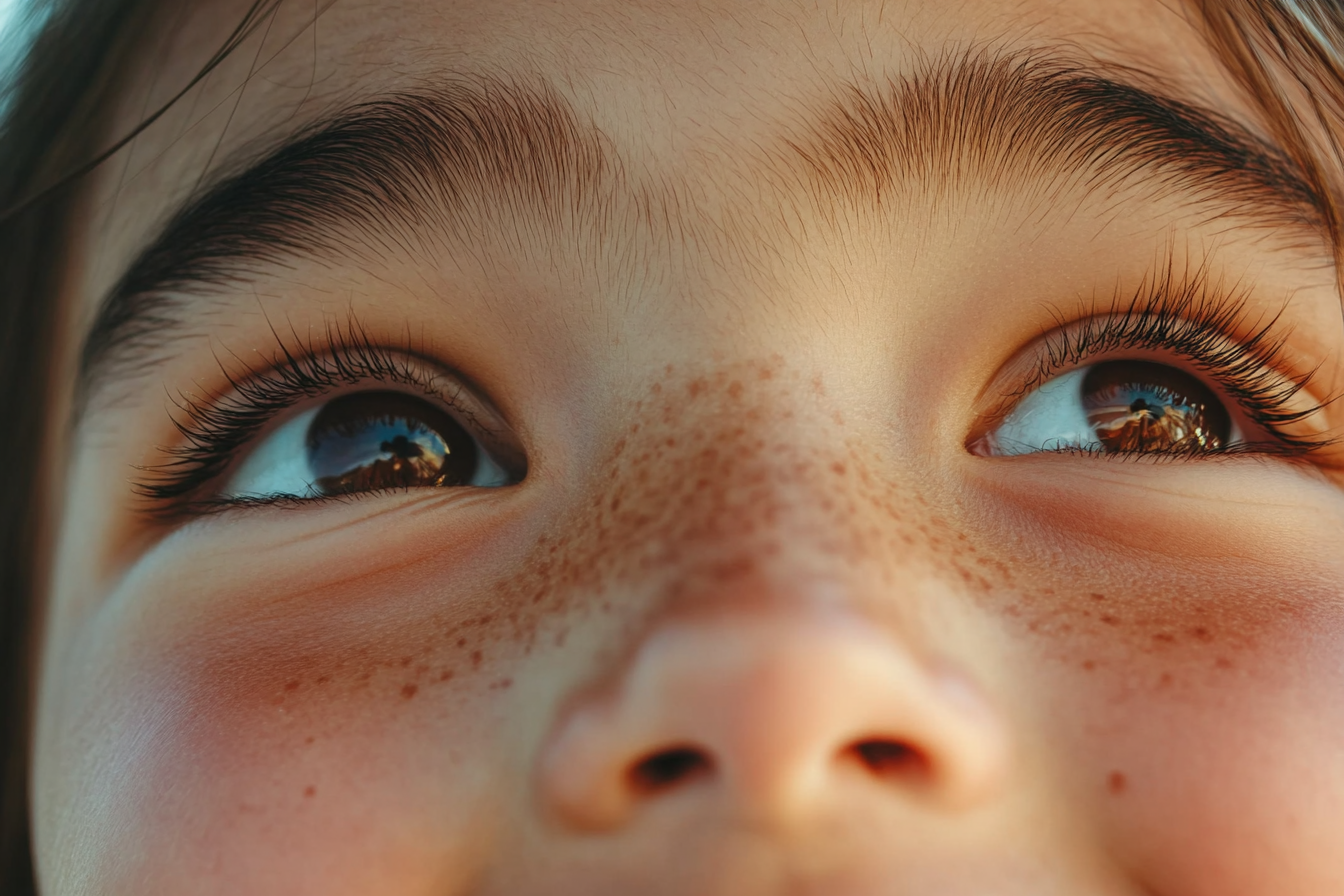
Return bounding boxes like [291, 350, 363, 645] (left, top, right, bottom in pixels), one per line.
[30, 0, 1344, 893]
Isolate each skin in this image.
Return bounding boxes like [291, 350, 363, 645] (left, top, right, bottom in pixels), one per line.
[28, 0, 1344, 893]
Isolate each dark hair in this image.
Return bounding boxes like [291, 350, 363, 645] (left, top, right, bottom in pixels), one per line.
[0, 4, 162, 892]
[2, 1, 1342, 892]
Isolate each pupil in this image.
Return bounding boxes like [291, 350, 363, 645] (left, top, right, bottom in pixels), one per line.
[1081, 360, 1230, 453]
[304, 392, 477, 495]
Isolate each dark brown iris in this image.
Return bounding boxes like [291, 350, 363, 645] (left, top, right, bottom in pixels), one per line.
[1082, 360, 1230, 453]
[306, 392, 477, 496]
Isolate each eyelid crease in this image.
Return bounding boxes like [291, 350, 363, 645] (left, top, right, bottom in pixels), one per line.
[970, 257, 1343, 459]
[131, 316, 522, 519]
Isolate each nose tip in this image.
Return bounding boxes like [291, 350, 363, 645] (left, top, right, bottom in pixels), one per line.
[538, 611, 1011, 832]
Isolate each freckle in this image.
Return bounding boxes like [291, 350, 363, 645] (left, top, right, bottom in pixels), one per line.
[1191, 626, 1213, 642]
[284, 680, 300, 692]
[456, 638, 467, 648]
[1090, 593, 1106, 602]
[303, 786, 316, 798]
[830, 461, 847, 476]
[305, 736, 315, 745]
[1158, 673, 1174, 688]
[1153, 632, 1175, 644]
[1082, 660, 1096, 671]
[1215, 657, 1234, 670]
[438, 670, 454, 682]
[1107, 771, 1128, 795]
[400, 657, 412, 668]
[471, 651, 483, 669]
[1100, 614, 1120, 626]
[401, 683, 419, 699]
[315, 676, 330, 685]
[727, 380, 743, 399]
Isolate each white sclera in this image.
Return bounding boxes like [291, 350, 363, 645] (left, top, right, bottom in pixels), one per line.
[989, 367, 1099, 456]
[224, 407, 322, 499]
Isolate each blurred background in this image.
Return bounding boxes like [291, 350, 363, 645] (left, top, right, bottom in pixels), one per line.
[0, 0, 35, 88]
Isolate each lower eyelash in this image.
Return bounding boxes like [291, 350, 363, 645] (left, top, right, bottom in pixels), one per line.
[1020, 262, 1339, 457]
[134, 319, 465, 515]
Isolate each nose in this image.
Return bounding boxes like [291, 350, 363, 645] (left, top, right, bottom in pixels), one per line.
[538, 606, 1011, 832]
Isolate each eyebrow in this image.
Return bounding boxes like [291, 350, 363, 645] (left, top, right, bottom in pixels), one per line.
[79, 52, 1326, 401]
[787, 52, 1323, 225]
[81, 75, 615, 396]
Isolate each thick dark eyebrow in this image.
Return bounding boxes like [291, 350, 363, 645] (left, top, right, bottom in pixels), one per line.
[786, 52, 1323, 228]
[79, 53, 1326, 401]
[81, 76, 616, 397]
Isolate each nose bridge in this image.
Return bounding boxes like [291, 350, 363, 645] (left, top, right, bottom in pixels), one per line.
[565, 361, 907, 600]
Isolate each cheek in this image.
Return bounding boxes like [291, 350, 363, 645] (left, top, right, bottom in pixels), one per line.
[1019, 573, 1344, 896]
[36, 515, 539, 895]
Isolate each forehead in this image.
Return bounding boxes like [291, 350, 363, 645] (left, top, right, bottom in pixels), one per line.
[74, 0, 1251, 313]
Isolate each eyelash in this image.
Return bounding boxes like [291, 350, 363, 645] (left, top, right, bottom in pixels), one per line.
[137, 271, 1338, 516]
[136, 322, 478, 515]
[997, 265, 1338, 460]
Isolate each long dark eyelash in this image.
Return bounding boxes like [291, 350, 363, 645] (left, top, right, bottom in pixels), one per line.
[1011, 260, 1339, 458]
[135, 319, 466, 514]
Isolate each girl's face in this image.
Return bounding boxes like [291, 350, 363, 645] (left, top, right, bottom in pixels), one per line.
[30, 0, 1344, 893]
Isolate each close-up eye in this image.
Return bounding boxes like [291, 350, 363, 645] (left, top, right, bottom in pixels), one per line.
[976, 359, 1237, 457]
[225, 390, 514, 501]
[133, 336, 527, 513]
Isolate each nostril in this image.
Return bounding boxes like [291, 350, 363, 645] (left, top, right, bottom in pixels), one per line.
[628, 746, 713, 793]
[850, 738, 929, 781]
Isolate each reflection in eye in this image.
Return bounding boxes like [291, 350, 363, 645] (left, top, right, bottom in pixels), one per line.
[979, 360, 1236, 457]
[225, 391, 512, 499]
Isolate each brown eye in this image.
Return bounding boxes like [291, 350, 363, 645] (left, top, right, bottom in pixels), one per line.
[306, 392, 479, 496]
[1081, 360, 1230, 453]
[977, 360, 1238, 458]
[223, 389, 515, 501]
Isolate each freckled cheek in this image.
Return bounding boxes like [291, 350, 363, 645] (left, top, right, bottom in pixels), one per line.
[1023, 576, 1344, 895]
[53, 564, 534, 890]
